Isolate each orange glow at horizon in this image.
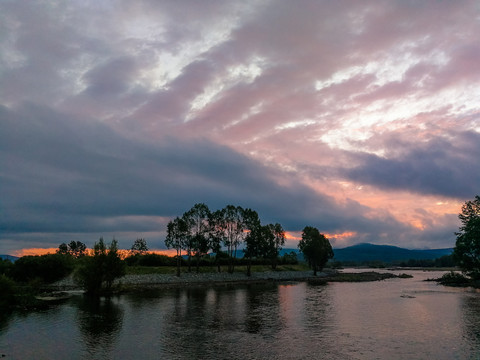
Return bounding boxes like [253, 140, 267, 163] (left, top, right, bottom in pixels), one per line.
[13, 247, 178, 258]
[325, 231, 357, 240]
[285, 231, 301, 241]
[13, 248, 58, 257]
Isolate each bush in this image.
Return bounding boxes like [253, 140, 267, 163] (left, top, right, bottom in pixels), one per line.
[12, 253, 74, 284]
[137, 253, 174, 267]
[74, 238, 125, 295]
[0, 258, 13, 276]
[0, 275, 16, 308]
[438, 271, 471, 286]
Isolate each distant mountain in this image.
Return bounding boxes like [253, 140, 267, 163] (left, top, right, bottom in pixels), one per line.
[0, 254, 19, 262]
[209, 245, 452, 264]
[332, 243, 453, 263]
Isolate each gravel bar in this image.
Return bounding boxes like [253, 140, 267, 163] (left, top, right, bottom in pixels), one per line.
[49, 270, 331, 291]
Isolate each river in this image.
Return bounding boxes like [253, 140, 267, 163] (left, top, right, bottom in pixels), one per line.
[1, 270, 479, 359]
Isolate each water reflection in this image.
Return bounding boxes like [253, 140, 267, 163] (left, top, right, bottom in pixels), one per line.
[2, 272, 480, 359]
[461, 293, 480, 353]
[0, 311, 13, 334]
[244, 284, 283, 335]
[74, 296, 124, 359]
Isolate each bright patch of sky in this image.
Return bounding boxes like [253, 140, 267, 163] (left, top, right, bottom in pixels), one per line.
[186, 58, 265, 121]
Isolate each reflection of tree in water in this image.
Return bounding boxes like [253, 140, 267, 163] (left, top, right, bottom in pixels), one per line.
[244, 284, 283, 336]
[74, 296, 124, 359]
[461, 295, 480, 352]
[0, 311, 13, 334]
[158, 287, 211, 359]
[159, 284, 285, 359]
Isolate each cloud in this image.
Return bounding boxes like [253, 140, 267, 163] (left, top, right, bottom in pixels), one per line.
[2, 1, 479, 253]
[0, 103, 420, 251]
[344, 131, 480, 198]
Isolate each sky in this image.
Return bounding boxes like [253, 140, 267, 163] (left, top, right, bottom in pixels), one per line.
[1, 0, 479, 256]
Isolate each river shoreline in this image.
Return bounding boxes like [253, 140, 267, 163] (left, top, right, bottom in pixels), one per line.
[46, 269, 413, 292]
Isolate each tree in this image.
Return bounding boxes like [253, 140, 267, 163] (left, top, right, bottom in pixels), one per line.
[208, 209, 226, 272]
[298, 226, 333, 275]
[74, 238, 126, 295]
[165, 217, 189, 276]
[242, 208, 261, 276]
[214, 205, 246, 273]
[265, 223, 286, 270]
[57, 241, 87, 258]
[453, 195, 480, 280]
[131, 238, 149, 255]
[183, 203, 211, 273]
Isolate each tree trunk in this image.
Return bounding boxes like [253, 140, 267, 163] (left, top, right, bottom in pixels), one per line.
[216, 254, 221, 272]
[187, 250, 192, 273]
[176, 249, 181, 277]
[246, 257, 252, 277]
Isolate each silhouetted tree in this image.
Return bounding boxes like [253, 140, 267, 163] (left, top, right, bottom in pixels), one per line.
[165, 217, 189, 276]
[214, 205, 246, 273]
[208, 209, 226, 272]
[453, 195, 480, 279]
[242, 208, 261, 276]
[298, 226, 333, 275]
[130, 238, 149, 255]
[57, 241, 87, 257]
[265, 223, 286, 270]
[183, 203, 211, 273]
[74, 238, 125, 295]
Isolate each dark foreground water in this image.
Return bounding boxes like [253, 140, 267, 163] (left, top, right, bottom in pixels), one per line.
[1, 270, 479, 360]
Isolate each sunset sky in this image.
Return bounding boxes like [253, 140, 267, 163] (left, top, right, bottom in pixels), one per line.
[1, 0, 479, 256]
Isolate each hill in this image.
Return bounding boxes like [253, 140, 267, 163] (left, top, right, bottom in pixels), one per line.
[331, 243, 453, 263]
[0, 254, 19, 262]
[219, 244, 452, 264]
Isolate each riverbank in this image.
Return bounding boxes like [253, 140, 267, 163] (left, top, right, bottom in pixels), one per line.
[47, 269, 413, 292]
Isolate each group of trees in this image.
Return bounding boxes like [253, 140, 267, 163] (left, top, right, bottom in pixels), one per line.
[453, 195, 480, 280]
[165, 203, 288, 276]
[74, 238, 125, 295]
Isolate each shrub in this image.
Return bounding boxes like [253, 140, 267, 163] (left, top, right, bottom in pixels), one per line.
[438, 271, 471, 286]
[12, 253, 74, 283]
[0, 275, 16, 308]
[0, 258, 13, 276]
[74, 238, 125, 295]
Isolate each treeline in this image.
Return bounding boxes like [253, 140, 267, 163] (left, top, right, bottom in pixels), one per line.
[164, 203, 287, 276]
[0, 203, 334, 305]
[0, 238, 125, 306]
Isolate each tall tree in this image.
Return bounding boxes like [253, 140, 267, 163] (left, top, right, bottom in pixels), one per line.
[209, 209, 226, 272]
[211, 205, 246, 273]
[183, 203, 211, 273]
[265, 223, 286, 270]
[453, 195, 480, 279]
[298, 226, 333, 275]
[242, 208, 262, 276]
[165, 217, 189, 276]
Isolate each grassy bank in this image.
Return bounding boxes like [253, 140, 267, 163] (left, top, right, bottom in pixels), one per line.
[125, 263, 311, 275]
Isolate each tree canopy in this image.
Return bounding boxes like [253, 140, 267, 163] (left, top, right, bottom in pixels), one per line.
[131, 238, 149, 255]
[57, 241, 87, 258]
[298, 226, 333, 275]
[453, 195, 480, 280]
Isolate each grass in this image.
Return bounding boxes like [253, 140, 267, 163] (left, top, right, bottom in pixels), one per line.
[125, 263, 310, 275]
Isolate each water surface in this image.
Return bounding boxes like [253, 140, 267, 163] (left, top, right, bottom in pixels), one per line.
[1, 270, 479, 359]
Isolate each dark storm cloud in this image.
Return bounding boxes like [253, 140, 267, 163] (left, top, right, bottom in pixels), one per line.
[2, 0, 479, 252]
[0, 103, 415, 248]
[345, 131, 480, 198]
